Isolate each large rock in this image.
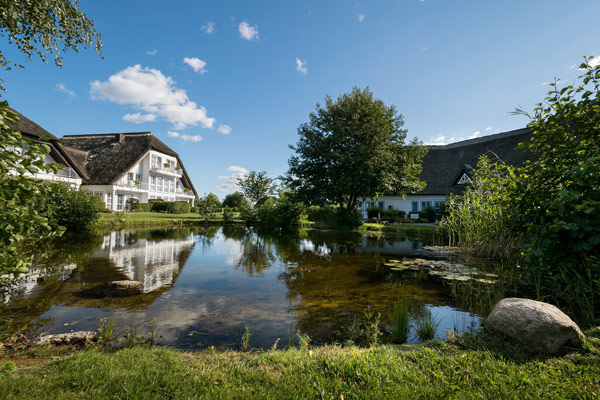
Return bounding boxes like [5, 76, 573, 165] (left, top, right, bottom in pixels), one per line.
[36, 331, 97, 346]
[486, 298, 584, 354]
[89, 280, 144, 297]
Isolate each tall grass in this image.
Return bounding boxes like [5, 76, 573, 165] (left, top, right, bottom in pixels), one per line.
[414, 309, 440, 342]
[391, 299, 409, 344]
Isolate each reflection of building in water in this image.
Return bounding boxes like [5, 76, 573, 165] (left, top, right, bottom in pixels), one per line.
[0, 264, 77, 304]
[97, 231, 194, 293]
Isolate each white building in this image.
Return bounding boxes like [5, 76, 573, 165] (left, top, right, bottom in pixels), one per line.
[60, 132, 197, 210]
[361, 128, 532, 218]
[7, 107, 84, 188]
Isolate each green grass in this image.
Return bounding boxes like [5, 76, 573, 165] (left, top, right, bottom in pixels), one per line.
[1, 331, 599, 399]
[95, 212, 244, 228]
[360, 223, 438, 236]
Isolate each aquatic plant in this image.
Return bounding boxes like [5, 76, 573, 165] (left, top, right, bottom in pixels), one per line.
[97, 316, 117, 345]
[391, 299, 409, 344]
[363, 305, 382, 347]
[237, 324, 252, 352]
[414, 309, 440, 342]
[296, 330, 311, 350]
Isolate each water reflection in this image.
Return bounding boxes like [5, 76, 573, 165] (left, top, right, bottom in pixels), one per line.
[0, 226, 482, 348]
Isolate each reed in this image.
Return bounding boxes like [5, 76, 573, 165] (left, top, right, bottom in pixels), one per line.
[391, 299, 409, 344]
[414, 309, 440, 342]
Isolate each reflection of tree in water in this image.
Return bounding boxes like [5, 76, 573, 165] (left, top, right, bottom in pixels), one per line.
[194, 225, 220, 251]
[234, 229, 277, 276]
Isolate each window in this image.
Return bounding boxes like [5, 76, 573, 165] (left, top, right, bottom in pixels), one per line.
[378, 201, 385, 209]
[421, 201, 433, 210]
[411, 201, 418, 212]
[150, 175, 156, 191]
[106, 193, 112, 210]
[136, 173, 142, 181]
[457, 173, 471, 185]
[388, 205, 393, 210]
[151, 154, 162, 169]
[117, 194, 124, 211]
[127, 172, 134, 181]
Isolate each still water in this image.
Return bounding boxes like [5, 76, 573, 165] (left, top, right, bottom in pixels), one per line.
[0, 226, 482, 349]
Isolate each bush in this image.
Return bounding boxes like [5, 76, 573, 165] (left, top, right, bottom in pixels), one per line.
[335, 207, 363, 228]
[137, 203, 151, 212]
[190, 206, 199, 213]
[255, 192, 306, 227]
[150, 201, 190, 214]
[40, 183, 101, 230]
[125, 197, 139, 212]
[223, 207, 235, 223]
[420, 206, 436, 223]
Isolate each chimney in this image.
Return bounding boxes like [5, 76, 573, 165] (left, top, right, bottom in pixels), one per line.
[117, 133, 124, 143]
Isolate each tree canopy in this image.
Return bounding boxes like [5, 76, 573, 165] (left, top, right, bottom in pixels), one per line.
[237, 170, 276, 208]
[285, 87, 427, 210]
[0, 0, 103, 92]
[222, 191, 247, 209]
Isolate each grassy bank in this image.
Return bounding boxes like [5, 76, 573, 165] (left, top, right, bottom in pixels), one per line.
[360, 222, 439, 237]
[1, 330, 598, 399]
[95, 212, 243, 228]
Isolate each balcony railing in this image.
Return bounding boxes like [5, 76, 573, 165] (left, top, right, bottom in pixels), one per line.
[150, 164, 182, 177]
[114, 182, 149, 191]
[34, 167, 80, 183]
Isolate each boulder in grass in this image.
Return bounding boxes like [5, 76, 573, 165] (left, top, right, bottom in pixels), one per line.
[486, 298, 584, 354]
[36, 331, 97, 346]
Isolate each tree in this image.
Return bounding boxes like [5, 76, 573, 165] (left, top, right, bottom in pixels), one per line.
[0, 0, 103, 92]
[0, 103, 63, 276]
[285, 87, 427, 211]
[222, 191, 247, 209]
[204, 193, 221, 211]
[237, 170, 276, 208]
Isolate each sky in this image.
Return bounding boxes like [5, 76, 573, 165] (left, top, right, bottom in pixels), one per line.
[2, 0, 600, 198]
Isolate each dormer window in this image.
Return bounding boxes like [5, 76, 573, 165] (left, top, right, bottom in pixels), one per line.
[457, 173, 471, 185]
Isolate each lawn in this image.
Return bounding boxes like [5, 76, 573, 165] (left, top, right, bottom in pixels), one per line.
[1, 330, 598, 399]
[95, 212, 241, 228]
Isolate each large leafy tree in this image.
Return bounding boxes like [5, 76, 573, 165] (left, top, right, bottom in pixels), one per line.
[0, 0, 103, 92]
[222, 191, 247, 209]
[285, 87, 427, 210]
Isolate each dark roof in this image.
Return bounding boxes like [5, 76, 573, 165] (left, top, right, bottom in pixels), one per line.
[6, 107, 88, 178]
[60, 132, 197, 196]
[417, 127, 532, 195]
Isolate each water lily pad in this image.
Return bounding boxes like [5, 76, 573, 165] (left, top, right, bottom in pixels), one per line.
[442, 275, 471, 282]
[390, 267, 410, 271]
[384, 263, 399, 267]
[428, 271, 445, 276]
[388, 259, 401, 263]
[402, 261, 413, 266]
[472, 278, 498, 284]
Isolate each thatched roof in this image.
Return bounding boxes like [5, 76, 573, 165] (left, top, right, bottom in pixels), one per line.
[60, 132, 197, 196]
[6, 107, 88, 179]
[417, 127, 532, 195]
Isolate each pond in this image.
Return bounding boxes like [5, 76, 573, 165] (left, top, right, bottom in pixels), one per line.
[0, 226, 486, 349]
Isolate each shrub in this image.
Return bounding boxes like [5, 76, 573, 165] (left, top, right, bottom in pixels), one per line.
[223, 207, 235, 223]
[420, 206, 436, 222]
[125, 197, 139, 212]
[137, 203, 151, 212]
[190, 206, 199, 213]
[40, 183, 101, 230]
[306, 205, 338, 227]
[150, 201, 190, 214]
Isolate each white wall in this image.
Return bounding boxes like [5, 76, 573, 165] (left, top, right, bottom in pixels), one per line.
[360, 195, 448, 219]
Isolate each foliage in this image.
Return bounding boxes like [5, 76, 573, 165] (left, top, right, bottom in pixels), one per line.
[196, 195, 217, 221]
[362, 305, 382, 347]
[0, 103, 63, 276]
[222, 207, 235, 224]
[443, 57, 600, 324]
[125, 197, 139, 212]
[306, 205, 338, 227]
[391, 299, 410, 344]
[414, 309, 440, 342]
[366, 207, 407, 222]
[222, 191, 247, 210]
[237, 170, 276, 208]
[204, 193, 221, 211]
[286, 87, 427, 213]
[255, 191, 306, 227]
[38, 183, 101, 230]
[420, 206, 436, 223]
[150, 201, 190, 214]
[237, 324, 252, 352]
[136, 203, 151, 212]
[0, 0, 102, 92]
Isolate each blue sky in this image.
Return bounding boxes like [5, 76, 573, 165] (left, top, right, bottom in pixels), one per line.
[3, 0, 600, 198]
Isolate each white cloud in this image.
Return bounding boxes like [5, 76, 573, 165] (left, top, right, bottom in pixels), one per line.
[216, 165, 248, 192]
[55, 83, 75, 97]
[589, 55, 600, 68]
[425, 134, 448, 145]
[167, 130, 203, 143]
[485, 126, 493, 131]
[145, 49, 158, 56]
[217, 125, 232, 135]
[122, 112, 156, 124]
[469, 131, 481, 139]
[296, 58, 308, 75]
[183, 57, 207, 74]
[358, 14, 365, 22]
[201, 21, 215, 34]
[90, 64, 215, 130]
[239, 21, 259, 40]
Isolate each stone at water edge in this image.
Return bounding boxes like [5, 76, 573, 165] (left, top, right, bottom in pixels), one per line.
[36, 331, 97, 346]
[486, 298, 584, 354]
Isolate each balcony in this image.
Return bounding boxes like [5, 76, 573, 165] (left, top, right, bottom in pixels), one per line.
[34, 167, 81, 184]
[175, 188, 194, 197]
[150, 163, 182, 177]
[114, 181, 149, 192]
